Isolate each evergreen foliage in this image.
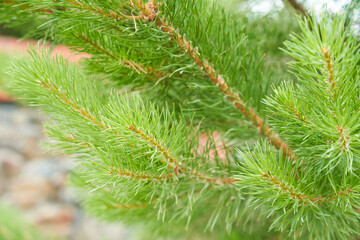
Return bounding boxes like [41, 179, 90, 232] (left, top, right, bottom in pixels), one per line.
[1, 0, 359, 239]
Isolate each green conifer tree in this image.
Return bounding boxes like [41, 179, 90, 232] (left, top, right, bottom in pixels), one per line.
[1, 0, 359, 239]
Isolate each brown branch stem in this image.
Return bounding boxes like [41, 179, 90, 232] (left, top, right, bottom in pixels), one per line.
[287, 104, 309, 123]
[286, 0, 311, 17]
[76, 34, 165, 78]
[261, 172, 355, 204]
[261, 172, 324, 203]
[109, 168, 171, 181]
[321, 47, 351, 149]
[127, 125, 185, 174]
[4, 0, 53, 14]
[40, 80, 105, 128]
[76, 34, 117, 60]
[66, 0, 121, 20]
[322, 47, 336, 91]
[127, 125, 239, 185]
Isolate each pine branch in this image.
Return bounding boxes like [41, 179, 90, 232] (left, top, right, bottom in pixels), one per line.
[127, 124, 186, 174]
[109, 168, 171, 181]
[259, 172, 324, 203]
[235, 142, 360, 239]
[270, 13, 360, 173]
[65, 117, 238, 185]
[74, 33, 167, 81]
[260, 171, 355, 203]
[40, 80, 105, 128]
[286, 103, 309, 123]
[41, 70, 185, 174]
[11, 48, 238, 186]
[65, 0, 123, 20]
[76, 34, 117, 60]
[3, 0, 53, 14]
[127, 0, 295, 160]
[62, 1, 169, 83]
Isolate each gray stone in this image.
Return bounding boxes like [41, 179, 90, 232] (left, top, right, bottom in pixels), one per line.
[0, 148, 25, 177]
[27, 203, 74, 238]
[8, 175, 55, 208]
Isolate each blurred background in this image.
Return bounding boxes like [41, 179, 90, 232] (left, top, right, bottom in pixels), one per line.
[0, 0, 358, 239]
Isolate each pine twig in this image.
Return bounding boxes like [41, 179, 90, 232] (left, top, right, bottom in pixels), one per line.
[109, 168, 172, 181]
[260, 172, 324, 203]
[321, 47, 336, 92]
[321, 46, 351, 150]
[260, 172, 356, 204]
[286, 0, 311, 18]
[76, 34, 165, 78]
[127, 125, 185, 174]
